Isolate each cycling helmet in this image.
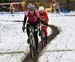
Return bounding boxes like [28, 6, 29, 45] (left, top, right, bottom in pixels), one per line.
[38, 6, 45, 11]
[27, 3, 35, 11]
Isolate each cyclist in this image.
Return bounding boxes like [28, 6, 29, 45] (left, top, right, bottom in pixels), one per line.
[38, 6, 49, 43]
[22, 3, 39, 53]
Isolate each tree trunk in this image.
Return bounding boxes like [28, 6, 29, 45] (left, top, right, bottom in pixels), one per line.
[66, 0, 70, 10]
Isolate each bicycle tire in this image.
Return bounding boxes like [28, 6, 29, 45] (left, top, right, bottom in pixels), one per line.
[30, 35, 36, 58]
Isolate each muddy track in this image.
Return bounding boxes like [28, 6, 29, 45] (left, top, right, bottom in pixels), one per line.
[22, 25, 60, 62]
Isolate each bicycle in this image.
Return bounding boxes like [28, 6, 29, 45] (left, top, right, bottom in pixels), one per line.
[25, 25, 38, 58]
[39, 22, 47, 48]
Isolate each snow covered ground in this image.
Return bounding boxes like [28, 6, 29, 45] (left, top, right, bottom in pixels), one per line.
[0, 12, 29, 62]
[0, 12, 75, 62]
[38, 13, 75, 62]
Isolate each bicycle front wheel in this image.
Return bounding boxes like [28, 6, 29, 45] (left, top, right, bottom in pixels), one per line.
[30, 35, 36, 58]
[41, 30, 46, 48]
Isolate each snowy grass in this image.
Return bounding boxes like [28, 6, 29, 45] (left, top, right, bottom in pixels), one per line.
[0, 12, 75, 62]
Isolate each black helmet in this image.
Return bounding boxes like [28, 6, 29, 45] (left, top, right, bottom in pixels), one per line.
[27, 3, 35, 11]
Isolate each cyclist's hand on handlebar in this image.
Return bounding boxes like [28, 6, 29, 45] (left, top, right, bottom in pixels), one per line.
[45, 23, 49, 26]
[41, 20, 48, 26]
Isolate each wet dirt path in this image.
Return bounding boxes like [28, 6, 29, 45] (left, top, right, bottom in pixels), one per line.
[22, 25, 60, 62]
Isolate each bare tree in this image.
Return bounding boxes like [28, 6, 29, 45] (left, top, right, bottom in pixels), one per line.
[66, 0, 70, 9]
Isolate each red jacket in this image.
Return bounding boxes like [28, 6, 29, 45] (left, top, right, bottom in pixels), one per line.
[39, 11, 49, 37]
[24, 11, 38, 24]
[39, 11, 48, 23]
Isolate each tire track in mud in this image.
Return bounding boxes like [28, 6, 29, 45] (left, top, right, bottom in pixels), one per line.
[22, 25, 60, 62]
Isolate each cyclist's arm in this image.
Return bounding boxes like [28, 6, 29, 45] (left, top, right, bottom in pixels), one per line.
[23, 15, 27, 27]
[22, 16, 27, 32]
